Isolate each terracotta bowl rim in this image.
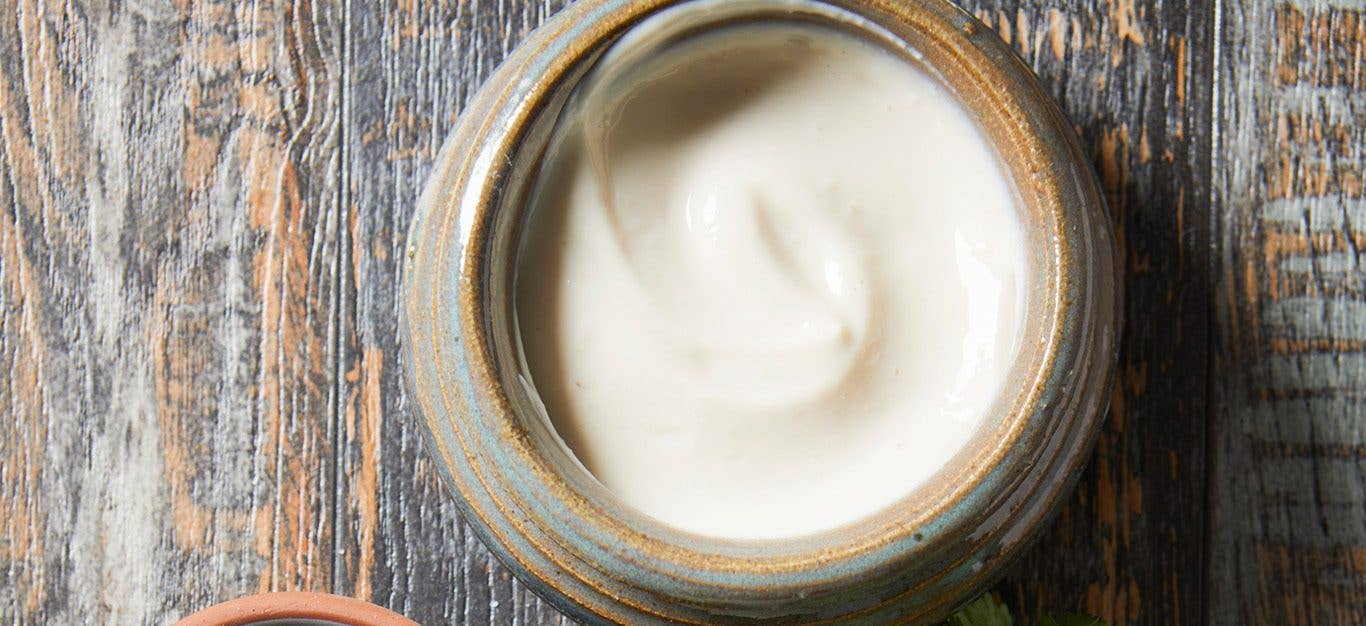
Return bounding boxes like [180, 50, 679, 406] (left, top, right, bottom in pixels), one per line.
[173, 592, 419, 626]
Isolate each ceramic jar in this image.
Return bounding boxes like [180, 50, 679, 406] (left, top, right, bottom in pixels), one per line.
[401, 0, 1119, 622]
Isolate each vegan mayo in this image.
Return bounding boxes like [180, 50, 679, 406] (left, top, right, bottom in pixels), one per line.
[516, 20, 1027, 540]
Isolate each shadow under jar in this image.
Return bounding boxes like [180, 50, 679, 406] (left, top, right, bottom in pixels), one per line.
[401, 0, 1119, 623]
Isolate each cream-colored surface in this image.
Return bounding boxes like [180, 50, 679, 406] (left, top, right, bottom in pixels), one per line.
[517, 20, 1027, 539]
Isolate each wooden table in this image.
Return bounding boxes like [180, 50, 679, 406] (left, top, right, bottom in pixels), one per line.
[1, 0, 1362, 623]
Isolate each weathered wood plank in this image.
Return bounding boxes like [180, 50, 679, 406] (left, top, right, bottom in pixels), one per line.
[0, 0, 346, 621]
[332, 0, 572, 624]
[157, 0, 348, 610]
[7, 0, 1364, 624]
[1210, 1, 1366, 624]
[956, 2, 1213, 625]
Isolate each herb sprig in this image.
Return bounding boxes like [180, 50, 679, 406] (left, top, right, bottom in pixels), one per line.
[944, 594, 1107, 626]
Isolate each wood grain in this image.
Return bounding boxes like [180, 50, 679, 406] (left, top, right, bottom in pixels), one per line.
[955, 2, 1213, 625]
[331, 0, 572, 623]
[1210, 1, 1366, 624]
[0, 0, 1362, 624]
[0, 0, 346, 620]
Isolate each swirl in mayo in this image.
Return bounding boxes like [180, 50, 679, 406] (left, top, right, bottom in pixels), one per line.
[516, 19, 1027, 539]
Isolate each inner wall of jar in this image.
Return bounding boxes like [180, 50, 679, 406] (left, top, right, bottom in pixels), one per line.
[484, 1, 1062, 543]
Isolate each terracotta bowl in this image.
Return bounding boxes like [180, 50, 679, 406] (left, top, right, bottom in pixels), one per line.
[401, 0, 1119, 623]
[174, 592, 418, 626]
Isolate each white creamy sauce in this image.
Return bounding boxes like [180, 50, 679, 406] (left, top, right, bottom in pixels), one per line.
[516, 20, 1027, 540]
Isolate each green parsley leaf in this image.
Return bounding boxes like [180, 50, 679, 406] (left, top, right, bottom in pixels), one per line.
[945, 594, 1013, 626]
[943, 595, 1108, 626]
[1038, 616, 1106, 626]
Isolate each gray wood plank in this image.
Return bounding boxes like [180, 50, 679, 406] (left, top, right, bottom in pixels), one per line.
[5, 0, 1363, 624]
[954, 2, 1214, 624]
[332, 0, 573, 624]
[1209, 1, 1366, 624]
[0, 0, 347, 621]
